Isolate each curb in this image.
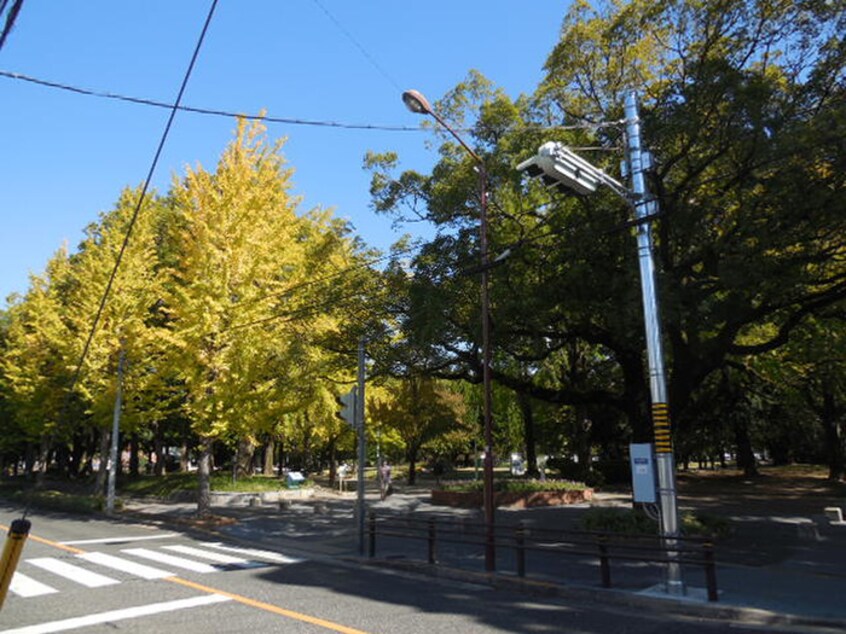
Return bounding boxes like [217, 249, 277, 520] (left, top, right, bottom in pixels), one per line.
[117, 504, 846, 630]
[356, 556, 846, 631]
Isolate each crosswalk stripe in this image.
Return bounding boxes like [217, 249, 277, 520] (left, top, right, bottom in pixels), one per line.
[77, 551, 172, 579]
[201, 542, 304, 564]
[122, 548, 218, 573]
[60, 533, 181, 546]
[0, 593, 231, 634]
[8, 542, 301, 601]
[162, 545, 250, 565]
[8, 572, 58, 598]
[26, 558, 118, 588]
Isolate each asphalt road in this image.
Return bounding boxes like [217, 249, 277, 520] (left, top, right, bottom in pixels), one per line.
[0, 506, 805, 633]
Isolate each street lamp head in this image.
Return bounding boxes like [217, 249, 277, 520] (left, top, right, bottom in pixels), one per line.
[402, 89, 433, 116]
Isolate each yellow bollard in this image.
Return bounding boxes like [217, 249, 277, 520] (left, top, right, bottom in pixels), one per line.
[0, 519, 31, 610]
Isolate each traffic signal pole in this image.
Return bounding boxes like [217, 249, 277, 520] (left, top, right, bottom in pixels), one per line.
[356, 338, 366, 556]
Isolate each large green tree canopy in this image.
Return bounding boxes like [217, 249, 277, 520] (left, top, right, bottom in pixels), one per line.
[369, 0, 845, 459]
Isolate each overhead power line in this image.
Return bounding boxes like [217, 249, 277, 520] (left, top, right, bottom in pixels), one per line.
[310, 0, 402, 92]
[232, 241, 422, 314]
[66, 0, 219, 398]
[0, 0, 23, 50]
[0, 69, 421, 132]
[0, 69, 622, 136]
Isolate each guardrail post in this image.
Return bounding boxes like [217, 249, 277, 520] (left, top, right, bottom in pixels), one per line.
[598, 534, 611, 588]
[515, 521, 526, 578]
[703, 541, 718, 602]
[428, 518, 437, 564]
[368, 512, 376, 558]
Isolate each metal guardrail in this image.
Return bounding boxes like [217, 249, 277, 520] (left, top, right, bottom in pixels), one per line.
[367, 512, 718, 602]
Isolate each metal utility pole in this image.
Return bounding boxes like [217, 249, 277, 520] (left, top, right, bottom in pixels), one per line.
[624, 91, 684, 595]
[356, 338, 367, 556]
[106, 346, 125, 514]
[478, 165, 496, 572]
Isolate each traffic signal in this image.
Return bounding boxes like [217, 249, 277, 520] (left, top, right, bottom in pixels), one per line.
[335, 388, 357, 428]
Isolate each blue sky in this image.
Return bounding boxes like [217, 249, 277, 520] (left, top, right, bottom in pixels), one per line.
[0, 0, 568, 306]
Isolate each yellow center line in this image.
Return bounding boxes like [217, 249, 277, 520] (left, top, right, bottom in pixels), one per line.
[1, 522, 371, 634]
[1, 523, 85, 554]
[168, 577, 370, 634]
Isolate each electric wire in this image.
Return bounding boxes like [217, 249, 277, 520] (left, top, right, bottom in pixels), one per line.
[0, 69, 624, 136]
[22, 1, 217, 518]
[0, 69, 419, 131]
[230, 240, 422, 314]
[309, 0, 402, 92]
[0, 0, 23, 50]
[225, 285, 377, 333]
[63, 0, 219, 431]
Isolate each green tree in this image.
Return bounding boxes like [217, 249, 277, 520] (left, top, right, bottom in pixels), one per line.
[164, 118, 374, 513]
[369, 376, 467, 484]
[368, 0, 846, 466]
[1, 249, 76, 474]
[64, 187, 170, 487]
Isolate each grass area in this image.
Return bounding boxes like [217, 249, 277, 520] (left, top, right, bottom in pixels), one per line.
[0, 486, 108, 515]
[579, 507, 732, 539]
[0, 472, 304, 514]
[437, 478, 588, 493]
[119, 473, 302, 497]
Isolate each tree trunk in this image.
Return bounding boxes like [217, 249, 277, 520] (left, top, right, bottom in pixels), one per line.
[406, 446, 418, 485]
[517, 393, 539, 477]
[327, 437, 337, 487]
[36, 436, 51, 486]
[236, 437, 256, 478]
[734, 418, 758, 477]
[573, 406, 592, 473]
[25, 442, 36, 478]
[129, 433, 140, 477]
[197, 438, 213, 517]
[55, 443, 70, 478]
[262, 436, 275, 475]
[821, 391, 845, 481]
[70, 432, 85, 478]
[180, 440, 190, 472]
[153, 427, 165, 476]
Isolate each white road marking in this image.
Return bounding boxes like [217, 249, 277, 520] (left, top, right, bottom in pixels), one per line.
[76, 551, 172, 579]
[60, 533, 180, 545]
[122, 548, 218, 573]
[8, 573, 57, 598]
[25, 558, 118, 588]
[0, 593, 231, 634]
[202, 542, 304, 564]
[163, 545, 250, 565]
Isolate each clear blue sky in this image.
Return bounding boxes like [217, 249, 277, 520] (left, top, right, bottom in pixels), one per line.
[0, 0, 568, 306]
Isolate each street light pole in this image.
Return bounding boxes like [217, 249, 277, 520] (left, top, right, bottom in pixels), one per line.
[516, 91, 685, 595]
[624, 91, 683, 595]
[477, 163, 496, 573]
[402, 89, 496, 572]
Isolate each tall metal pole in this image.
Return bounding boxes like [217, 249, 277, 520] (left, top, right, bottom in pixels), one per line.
[479, 166, 496, 572]
[356, 338, 367, 556]
[106, 346, 125, 514]
[401, 89, 495, 571]
[624, 91, 684, 594]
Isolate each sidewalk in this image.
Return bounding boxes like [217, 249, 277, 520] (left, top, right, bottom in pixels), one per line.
[122, 485, 846, 629]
